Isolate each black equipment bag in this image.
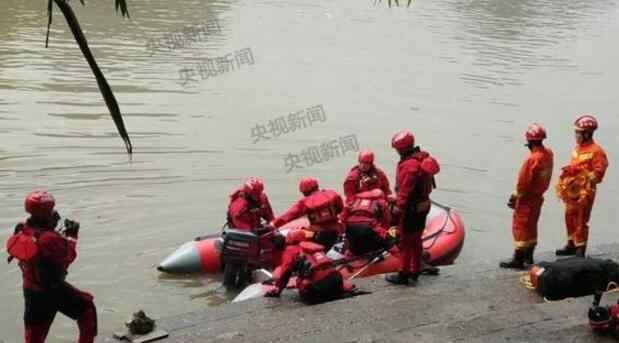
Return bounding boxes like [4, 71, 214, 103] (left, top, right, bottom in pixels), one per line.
[536, 257, 619, 301]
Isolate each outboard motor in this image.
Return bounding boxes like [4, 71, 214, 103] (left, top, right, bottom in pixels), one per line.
[221, 228, 282, 290]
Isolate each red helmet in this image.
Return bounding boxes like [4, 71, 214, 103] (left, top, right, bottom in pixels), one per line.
[358, 149, 374, 164]
[391, 130, 415, 151]
[286, 229, 306, 245]
[421, 157, 440, 175]
[25, 191, 55, 217]
[574, 114, 598, 132]
[525, 123, 547, 141]
[242, 177, 264, 197]
[299, 177, 319, 195]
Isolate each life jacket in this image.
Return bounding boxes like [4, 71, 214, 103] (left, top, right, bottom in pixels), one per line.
[345, 189, 385, 226]
[295, 242, 338, 295]
[404, 151, 438, 208]
[6, 223, 68, 290]
[227, 190, 267, 229]
[303, 190, 341, 225]
[556, 165, 595, 205]
[357, 168, 381, 193]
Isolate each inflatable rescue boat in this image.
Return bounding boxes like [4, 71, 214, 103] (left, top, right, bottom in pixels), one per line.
[157, 201, 465, 275]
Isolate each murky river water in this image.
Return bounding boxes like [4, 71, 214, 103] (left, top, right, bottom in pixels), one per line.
[1, 0, 618, 341]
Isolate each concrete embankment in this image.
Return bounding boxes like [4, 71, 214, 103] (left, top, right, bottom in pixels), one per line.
[99, 244, 619, 343]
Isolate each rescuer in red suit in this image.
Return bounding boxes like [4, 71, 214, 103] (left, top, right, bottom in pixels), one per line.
[385, 130, 440, 285]
[265, 229, 354, 303]
[340, 189, 394, 256]
[227, 177, 275, 231]
[271, 178, 344, 251]
[6, 191, 97, 343]
[343, 149, 391, 205]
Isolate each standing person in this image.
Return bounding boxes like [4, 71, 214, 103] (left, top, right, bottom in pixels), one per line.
[385, 130, 440, 285]
[5, 191, 97, 343]
[271, 177, 344, 250]
[343, 149, 391, 205]
[556, 114, 609, 257]
[500, 123, 554, 269]
[227, 177, 275, 231]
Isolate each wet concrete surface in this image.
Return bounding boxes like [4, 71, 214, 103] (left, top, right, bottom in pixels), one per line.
[98, 243, 619, 343]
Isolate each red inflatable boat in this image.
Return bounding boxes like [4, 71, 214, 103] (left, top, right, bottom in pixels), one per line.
[157, 201, 465, 276]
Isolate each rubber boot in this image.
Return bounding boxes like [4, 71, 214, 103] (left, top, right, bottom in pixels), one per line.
[575, 246, 587, 258]
[409, 272, 420, 284]
[524, 247, 535, 266]
[385, 272, 411, 285]
[556, 241, 576, 256]
[499, 249, 526, 269]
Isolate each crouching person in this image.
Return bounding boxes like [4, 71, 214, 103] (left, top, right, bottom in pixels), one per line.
[340, 189, 394, 256]
[265, 230, 355, 303]
[6, 191, 97, 343]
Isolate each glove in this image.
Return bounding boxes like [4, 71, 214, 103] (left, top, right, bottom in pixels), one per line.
[264, 287, 281, 298]
[385, 235, 399, 249]
[63, 219, 80, 238]
[507, 194, 517, 209]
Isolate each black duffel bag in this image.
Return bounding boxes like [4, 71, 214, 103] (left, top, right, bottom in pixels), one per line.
[534, 257, 619, 301]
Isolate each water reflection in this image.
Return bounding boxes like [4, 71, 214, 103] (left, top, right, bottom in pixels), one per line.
[448, 0, 618, 89]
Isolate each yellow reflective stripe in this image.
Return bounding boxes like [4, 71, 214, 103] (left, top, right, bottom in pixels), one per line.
[514, 239, 537, 248]
[573, 240, 587, 248]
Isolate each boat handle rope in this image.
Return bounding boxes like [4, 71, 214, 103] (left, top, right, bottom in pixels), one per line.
[421, 204, 453, 250]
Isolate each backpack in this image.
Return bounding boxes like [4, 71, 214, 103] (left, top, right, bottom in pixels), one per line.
[531, 257, 619, 301]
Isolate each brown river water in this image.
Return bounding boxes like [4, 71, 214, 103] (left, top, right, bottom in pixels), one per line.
[1, 0, 619, 341]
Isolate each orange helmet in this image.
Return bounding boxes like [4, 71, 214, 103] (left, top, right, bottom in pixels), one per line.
[525, 123, 547, 141]
[299, 177, 319, 195]
[574, 114, 598, 132]
[242, 177, 264, 197]
[391, 130, 415, 151]
[358, 149, 374, 164]
[25, 191, 55, 217]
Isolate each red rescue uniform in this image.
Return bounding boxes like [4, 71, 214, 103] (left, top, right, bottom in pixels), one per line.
[563, 141, 609, 247]
[271, 241, 353, 301]
[341, 189, 390, 230]
[272, 189, 344, 249]
[6, 222, 97, 343]
[227, 189, 275, 231]
[395, 149, 435, 275]
[343, 166, 391, 205]
[511, 146, 554, 248]
[341, 189, 392, 256]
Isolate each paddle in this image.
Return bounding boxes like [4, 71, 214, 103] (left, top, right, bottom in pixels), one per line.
[347, 250, 389, 280]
